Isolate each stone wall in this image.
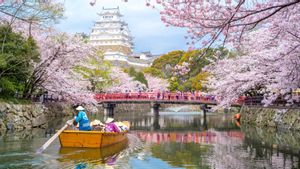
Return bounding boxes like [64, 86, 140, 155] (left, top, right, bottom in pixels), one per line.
[240, 106, 300, 130]
[0, 102, 74, 132]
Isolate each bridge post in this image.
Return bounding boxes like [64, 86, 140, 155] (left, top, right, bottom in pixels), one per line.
[103, 103, 116, 117]
[150, 102, 160, 116]
[200, 104, 208, 130]
[152, 114, 160, 130]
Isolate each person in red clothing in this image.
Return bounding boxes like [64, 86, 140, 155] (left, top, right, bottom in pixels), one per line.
[104, 117, 120, 132]
[234, 113, 241, 121]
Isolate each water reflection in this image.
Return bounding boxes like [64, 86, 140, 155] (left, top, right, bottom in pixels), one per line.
[129, 130, 245, 168]
[119, 113, 232, 131]
[133, 131, 218, 144]
[151, 142, 211, 169]
[0, 110, 299, 169]
[240, 126, 300, 169]
[58, 139, 128, 168]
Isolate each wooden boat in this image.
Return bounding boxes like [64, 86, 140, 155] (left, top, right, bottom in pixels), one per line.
[58, 138, 128, 162]
[59, 121, 129, 148]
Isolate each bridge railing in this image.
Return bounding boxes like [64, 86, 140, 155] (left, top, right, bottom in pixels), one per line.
[244, 95, 300, 107]
[14, 93, 65, 103]
[95, 92, 300, 107]
[94, 92, 246, 106]
[95, 92, 215, 101]
[244, 96, 264, 106]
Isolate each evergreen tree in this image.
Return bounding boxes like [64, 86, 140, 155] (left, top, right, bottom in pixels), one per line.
[0, 25, 39, 97]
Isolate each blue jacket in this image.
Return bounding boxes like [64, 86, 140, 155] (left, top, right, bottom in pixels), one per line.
[75, 111, 91, 131]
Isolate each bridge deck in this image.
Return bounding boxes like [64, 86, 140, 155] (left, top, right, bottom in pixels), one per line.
[98, 99, 217, 105]
[98, 100, 242, 107]
[95, 92, 243, 107]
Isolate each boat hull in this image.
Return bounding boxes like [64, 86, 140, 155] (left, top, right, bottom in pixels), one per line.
[58, 139, 128, 163]
[59, 130, 128, 148]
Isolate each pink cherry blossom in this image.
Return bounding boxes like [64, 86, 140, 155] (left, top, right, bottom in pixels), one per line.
[205, 27, 300, 107]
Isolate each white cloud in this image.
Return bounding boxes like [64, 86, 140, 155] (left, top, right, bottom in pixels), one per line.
[56, 0, 187, 53]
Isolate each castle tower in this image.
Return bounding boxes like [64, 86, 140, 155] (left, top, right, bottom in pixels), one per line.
[89, 7, 134, 61]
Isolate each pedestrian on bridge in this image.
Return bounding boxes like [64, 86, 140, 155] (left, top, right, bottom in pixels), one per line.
[157, 91, 161, 100]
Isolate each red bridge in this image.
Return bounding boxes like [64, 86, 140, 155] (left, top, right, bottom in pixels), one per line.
[94, 92, 244, 116]
[94, 92, 245, 104]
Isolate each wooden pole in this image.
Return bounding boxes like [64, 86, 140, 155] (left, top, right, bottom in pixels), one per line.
[36, 122, 70, 153]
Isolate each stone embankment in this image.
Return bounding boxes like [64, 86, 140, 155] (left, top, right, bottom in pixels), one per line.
[240, 106, 300, 130]
[0, 102, 73, 132]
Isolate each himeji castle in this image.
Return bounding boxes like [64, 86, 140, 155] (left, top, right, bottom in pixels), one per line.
[89, 7, 159, 67]
[89, 7, 133, 61]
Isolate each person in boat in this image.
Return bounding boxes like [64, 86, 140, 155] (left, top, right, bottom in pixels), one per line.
[74, 106, 91, 131]
[104, 117, 120, 132]
[114, 121, 129, 131]
[90, 119, 105, 131]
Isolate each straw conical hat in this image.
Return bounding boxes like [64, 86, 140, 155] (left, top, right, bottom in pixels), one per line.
[105, 117, 114, 123]
[76, 106, 85, 111]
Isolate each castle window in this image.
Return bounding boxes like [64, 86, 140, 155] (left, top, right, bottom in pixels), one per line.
[103, 16, 113, 19]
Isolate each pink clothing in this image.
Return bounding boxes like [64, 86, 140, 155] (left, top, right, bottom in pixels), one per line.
[105, 123, 120, 132]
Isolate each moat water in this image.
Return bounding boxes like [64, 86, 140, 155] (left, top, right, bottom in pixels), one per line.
[0, 109, 299, 169]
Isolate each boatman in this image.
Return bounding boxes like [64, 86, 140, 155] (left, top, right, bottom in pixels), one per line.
[74, 106, 91, 131]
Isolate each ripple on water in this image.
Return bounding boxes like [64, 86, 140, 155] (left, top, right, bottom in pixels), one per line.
[127, 133, 144, 152]
[0, 152, 58, 169]
[3, 113, 299, 169]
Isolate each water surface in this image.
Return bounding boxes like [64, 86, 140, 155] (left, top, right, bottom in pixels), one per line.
[0, 110, 299, 169]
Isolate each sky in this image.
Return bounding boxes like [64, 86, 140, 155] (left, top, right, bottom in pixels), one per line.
[56, 0, 188, 55]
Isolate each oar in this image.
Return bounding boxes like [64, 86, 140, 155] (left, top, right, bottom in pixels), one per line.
[36, 120, 72, 153]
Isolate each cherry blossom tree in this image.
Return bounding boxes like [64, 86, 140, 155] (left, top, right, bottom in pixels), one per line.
[105, 67, 146, 92]
[1, 17, 97, 103]
[0, 0, 63, 26]
[104, 68, 169, 92]
[33, 33, 95, 103]
[205, 27, 300, 107]
[145, 74, 169, 91]
[173, 62, 190, 77]
[153, 0, 299, 106]
[150, 0, 300, 48]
